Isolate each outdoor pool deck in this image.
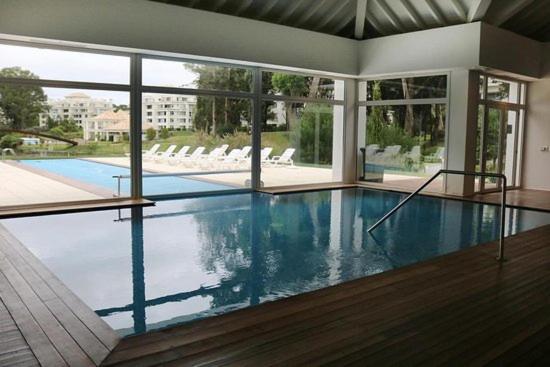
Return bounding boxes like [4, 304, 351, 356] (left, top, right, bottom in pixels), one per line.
[0, 161, 104, 206]
[1, 221, 549, 366]
[88, 156, 337, 188]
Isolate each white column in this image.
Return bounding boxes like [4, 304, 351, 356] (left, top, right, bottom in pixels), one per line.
[445, 69, 478, 195]
[332, 79, 358, 183]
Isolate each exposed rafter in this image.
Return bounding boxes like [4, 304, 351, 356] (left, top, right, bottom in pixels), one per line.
[424, 0, 446, 25]
[366, 11, 387, 36]
[332, 5, 360, 35]
[467, 0, 492, 22]
[314, 0, 350, 31]
[276, 0, 302, 23]
[487, 0, 536, 26]
[378, 0, 405, 32]
[235, 0, 253, 16]
[449, 0, 466, 21]
[354, 0, 368, 39]
[400, 0, 425, 29]
[256, 0, 278, 20]
[295, 0, 329, 26]
[211, 0, 227, 12]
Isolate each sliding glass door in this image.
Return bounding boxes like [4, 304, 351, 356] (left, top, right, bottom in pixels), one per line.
[476, 74, 526, 193]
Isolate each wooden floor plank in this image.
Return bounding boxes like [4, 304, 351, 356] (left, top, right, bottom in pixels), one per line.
[0, 225, 120, 351]
[0, 254, 94, 366]
[0, 298, 39, 367]
[0, 227, 111, 364]
[0, 271, 66, 367]
[103, 224, 550, 367]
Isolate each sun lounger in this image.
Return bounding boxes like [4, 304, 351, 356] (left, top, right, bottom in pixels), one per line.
[266, 148, 295, 167]
[179, 146, 206, 166]
[153, 144, 177, 162]
[141, 144, 160, 160]
[167, 146, 190, 165]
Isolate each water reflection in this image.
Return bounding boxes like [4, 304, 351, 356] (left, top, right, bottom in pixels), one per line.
[3, 188, 550, 336]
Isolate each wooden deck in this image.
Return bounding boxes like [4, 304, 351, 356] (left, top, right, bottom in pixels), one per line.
[1, 200, 550, 366]
[100, 224, 550, 366]
[0, 225, 120, 366]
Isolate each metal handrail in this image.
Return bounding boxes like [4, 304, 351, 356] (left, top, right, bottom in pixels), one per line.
[367, 169, 507, 262]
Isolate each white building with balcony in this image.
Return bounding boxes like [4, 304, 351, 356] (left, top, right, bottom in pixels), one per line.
[39, 92, 113, 128]
[83, 110, 153, 142]
[142, 94, 196, 130]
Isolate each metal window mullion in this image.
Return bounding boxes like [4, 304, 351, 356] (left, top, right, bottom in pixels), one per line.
[251, 67, 262, 190]
[0, 77, 130, 92]
[364, 98, 448, 106]
[130, 54, 143, 199]
[141, 85, 254, 99]
[260, 94, 345, 105]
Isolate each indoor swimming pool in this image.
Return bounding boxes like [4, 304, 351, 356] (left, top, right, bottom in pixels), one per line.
[2, 188, 549, 336]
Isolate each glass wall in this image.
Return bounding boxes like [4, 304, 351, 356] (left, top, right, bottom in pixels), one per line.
[140, 58, 254, 196]
[260, 71, 345, 187]
[0, 41, 349, 208]
[0, 43, 132, 206]
[358, 75, 448, 192]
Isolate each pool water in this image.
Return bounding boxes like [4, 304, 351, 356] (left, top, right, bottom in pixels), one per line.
[2, 188, 550, 336]
[19, 159, 233, 195]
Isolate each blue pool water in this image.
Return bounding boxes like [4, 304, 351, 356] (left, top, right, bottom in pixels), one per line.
[2, 188, 550, 336]
[19, 159, 233, 195]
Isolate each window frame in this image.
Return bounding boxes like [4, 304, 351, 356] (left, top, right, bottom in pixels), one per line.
[357, 71, 451, 190]
[0, 39, 350, 207]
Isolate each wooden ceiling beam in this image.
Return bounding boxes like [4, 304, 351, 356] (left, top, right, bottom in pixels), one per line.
[467, 0, 492, 22]
[354, 0, 368, 39]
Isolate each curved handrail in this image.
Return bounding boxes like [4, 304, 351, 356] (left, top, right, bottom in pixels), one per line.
[367, 169, 507, 262]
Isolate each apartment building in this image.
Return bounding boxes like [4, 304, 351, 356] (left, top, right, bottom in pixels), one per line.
[39, 92, 113, 128]
[142, 93, 196, 130]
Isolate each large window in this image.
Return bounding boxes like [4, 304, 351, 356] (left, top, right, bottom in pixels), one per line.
[0, 41, 349, 208]
[139, 57, 254, 196]
[0, 43, 131, 207]
[260, 71, 345, 187]
[358, 75, 448, 192]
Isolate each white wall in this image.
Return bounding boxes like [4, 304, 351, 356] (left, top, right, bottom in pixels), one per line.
[0, 0, 357, 76]
[523, 77, 550, 190]
[357, 23, 481, 77]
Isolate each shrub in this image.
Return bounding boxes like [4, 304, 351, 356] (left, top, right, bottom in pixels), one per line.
[145, 128, 156, 141]
[159, 127, 170, 140]
[0, 134, 20, 149]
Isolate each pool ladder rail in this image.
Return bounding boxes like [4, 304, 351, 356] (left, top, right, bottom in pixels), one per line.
[367, 169, 507, 262]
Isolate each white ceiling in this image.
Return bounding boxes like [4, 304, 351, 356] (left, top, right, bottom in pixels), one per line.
[150, 0, 550, 41]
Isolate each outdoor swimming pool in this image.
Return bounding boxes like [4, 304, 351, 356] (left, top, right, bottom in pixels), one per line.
[19, 159, 233, 196]
[2, 188, 550, 336]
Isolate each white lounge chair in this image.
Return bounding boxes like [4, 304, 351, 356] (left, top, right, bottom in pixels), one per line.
[267, 148, 295, 167]
[153, 144, 177, 162]
[197, 147, 226, 168]
[167, 146, 190, 165]
[428, 147, 445, 163]
[141, 144, 160, 160]
[405, 145, 421, 162]
[217, 149, 243, 169]
[180, 146, 206, 167]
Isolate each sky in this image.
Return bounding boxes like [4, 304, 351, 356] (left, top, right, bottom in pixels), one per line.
[0, 44, 199, 104]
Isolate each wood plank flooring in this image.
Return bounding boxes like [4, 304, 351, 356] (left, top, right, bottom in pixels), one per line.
[0, 298, 39, 367]
[102, 224, 550, 366]
[0, 225, 120, 366]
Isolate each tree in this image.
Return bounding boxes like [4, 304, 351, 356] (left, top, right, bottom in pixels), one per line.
[159, 127, 170, 139]
[0, 67, 47, 129]
[145, 127, 156, 141]
[186, 64, 252, 136]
